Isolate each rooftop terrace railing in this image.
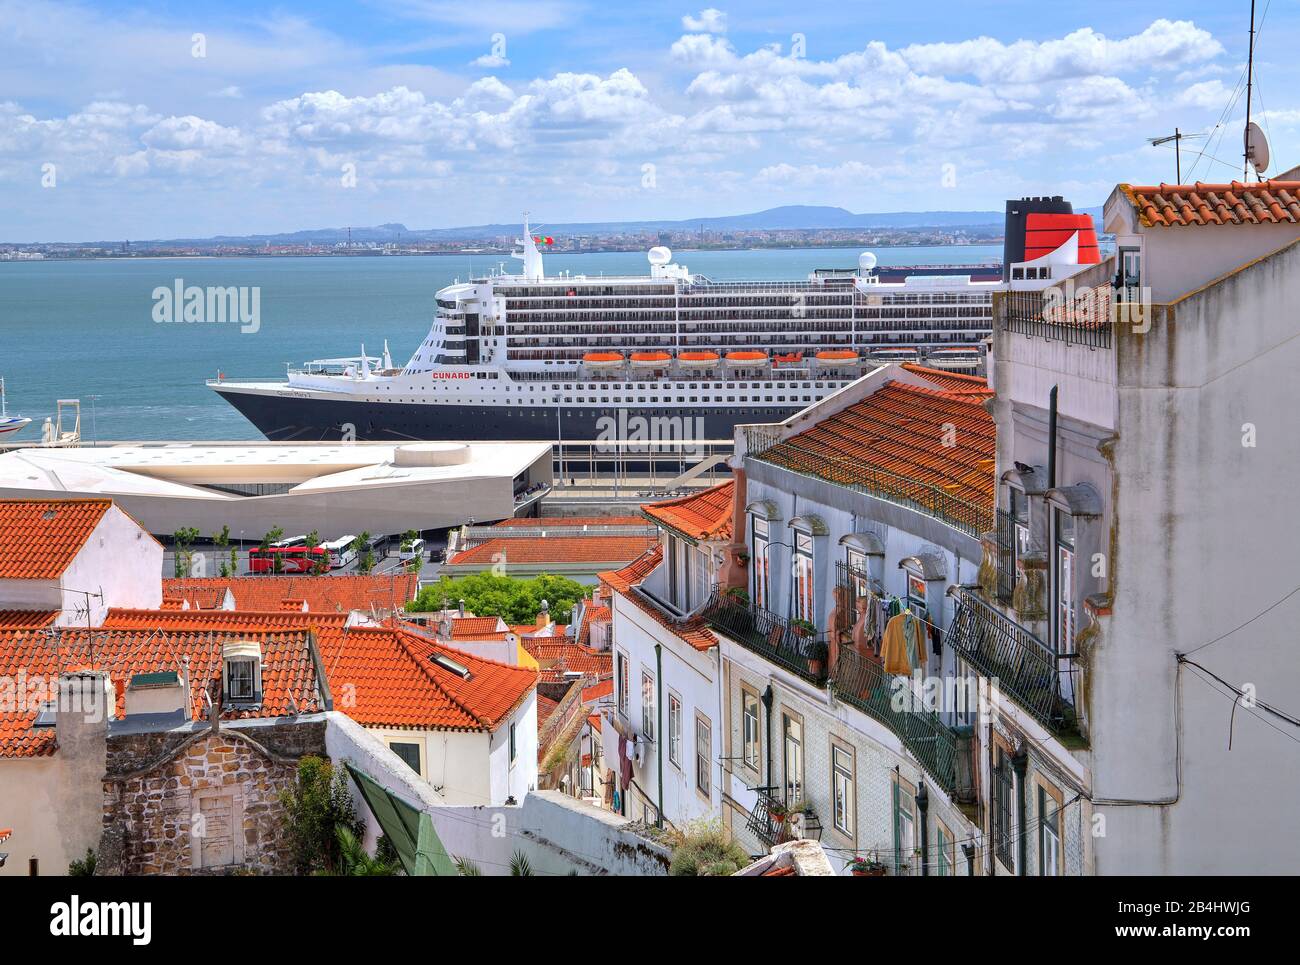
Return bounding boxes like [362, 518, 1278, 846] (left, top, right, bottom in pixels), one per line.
[701, 590, 829, 686]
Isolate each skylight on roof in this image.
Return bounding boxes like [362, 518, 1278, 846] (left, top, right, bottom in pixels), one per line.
[430, 653, 472, 679]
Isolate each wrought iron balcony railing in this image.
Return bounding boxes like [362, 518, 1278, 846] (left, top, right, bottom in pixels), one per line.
[993, 508, 1017, 604]
[947, 587, 1077, 731]
[999, 287, 1113, 349]
[702, 590, 830, 685]
[831, 645, 968, 799]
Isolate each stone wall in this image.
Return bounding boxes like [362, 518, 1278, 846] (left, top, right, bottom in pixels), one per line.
[100, 720, 326, 876]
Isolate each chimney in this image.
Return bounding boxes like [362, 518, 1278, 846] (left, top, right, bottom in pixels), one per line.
[458, 598, 466, 618]
[537, 598, 550, 628]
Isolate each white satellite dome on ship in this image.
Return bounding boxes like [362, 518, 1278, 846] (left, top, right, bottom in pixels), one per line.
[859, 251, 878, 272]
[648, 246, 672, 266]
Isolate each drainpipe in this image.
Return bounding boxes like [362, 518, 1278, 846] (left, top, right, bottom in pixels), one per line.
[761, 685, 774, 790]
[1013, 750, 1029, 876]
[1047, 385, 1059, 489]
[916, 783, 929, 876]
[655, 643, 665, 829]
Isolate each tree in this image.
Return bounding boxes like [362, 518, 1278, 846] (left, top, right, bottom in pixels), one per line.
[408, 572, 588, 625]
[212, 525, 233, 577]
[353, 531, 376, 575]
[401, 529, 423, 576]
[261, 526, 285, 574]
[313, 825, 399, 876]
[304, 530, 328, 574]
[68, 848, 97, 876]
[279, 756, 363, 875]
[173, 527, 200, 578]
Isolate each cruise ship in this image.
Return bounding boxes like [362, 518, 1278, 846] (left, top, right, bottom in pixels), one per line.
[210, 197, 1099, 442]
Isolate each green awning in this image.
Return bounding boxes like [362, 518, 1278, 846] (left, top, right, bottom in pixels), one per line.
[345, 763, 458, 877]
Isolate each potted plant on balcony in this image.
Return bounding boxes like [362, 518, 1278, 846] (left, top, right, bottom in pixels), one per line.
[849, 853, 888, 877]
[790, 618, 817, 638]
[735, 548, 750, 567]
[724, 586, 750, 607]
[806, 640, 829, 678]
[767, 799, 789, 841]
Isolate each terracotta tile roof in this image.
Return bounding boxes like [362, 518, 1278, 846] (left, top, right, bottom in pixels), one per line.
[582, 678, 614, 702]
[901, 364, 994, 397]
[576, 603, 611, 646]
[102, 608, 536, 733]
[642, 482, 734, 542]
[491, 516, 647, 528]
[758, 381, 995, 510]
[448, 616, 510, 641]
[162, 574, 418, 614]
[600, 546, 663, 594]
[523, 640, 612, 683]
[0, 620, 322, 758]
[600, 547, 718, 653]
[1119, 180, 1300, 227]
[448, 536, 656, 567]
[537, 693, 560, 728]
[0, 611, 58, 630]
[0, 499, 112, 580]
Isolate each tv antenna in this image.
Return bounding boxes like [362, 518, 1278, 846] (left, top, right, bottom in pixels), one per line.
[1147, 128, 1207, 183]
[1243, 0, 1270, 180]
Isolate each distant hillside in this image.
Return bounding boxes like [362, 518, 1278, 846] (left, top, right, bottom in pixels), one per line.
[82, 203, 1103, 247]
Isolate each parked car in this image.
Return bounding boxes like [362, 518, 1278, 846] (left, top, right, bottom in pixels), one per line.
[399, 538, 426, 563]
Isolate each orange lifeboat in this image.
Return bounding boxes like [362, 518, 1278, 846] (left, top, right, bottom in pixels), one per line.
[815, 350, 858, 366]
[630, 351, 672, 367]
[582, 352, 624, 369]
[678, 351, 720, 368]
[725, 350, 767, 366]
[772, 352, 804, 366]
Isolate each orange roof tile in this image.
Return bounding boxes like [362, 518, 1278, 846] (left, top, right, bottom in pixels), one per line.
[576, 603, 611, 646]
[0, 499, 112, 580]
[163, 573, 418, 614]
[600, 546, 663, 594]
[448, 616, 510, 641]
[523, 640, 612, 683]
[537, 693, 560, 728]
[642, 482, 734, 542]
[1120, 180, 1300, 227]
[0, 620, 322, 758]
[582, 678, 614, 702]
[101, 607, 536, 734]
[0, 611, 58, 630]
[901, 363, 994, 396]
[759, 381, 995, 511]
[448, 536, 656, 567]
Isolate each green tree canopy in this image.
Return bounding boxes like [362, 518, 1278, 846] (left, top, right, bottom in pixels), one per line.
[408, 572, 589, 625]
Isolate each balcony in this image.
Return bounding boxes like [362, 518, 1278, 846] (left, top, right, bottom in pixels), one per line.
[702, 591, 830, 685]
[947, 587, 1078, 733]
[831, 645, 971, 799]
[742, 786, 824, 848]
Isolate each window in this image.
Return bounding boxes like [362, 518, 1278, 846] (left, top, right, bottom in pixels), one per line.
[1009, 488, 1030, 562]
[616, 651, 629, 716]
[751, 516, 770, 609]
[906, 572, 928, 621]
[993, 746, 1015, 871]
[831, 742, 854, 837]
[1039, 783, 1063, 876]
[225, 658, 258, 702]
[782, 712, 804, 803]
[937, 821, 955, 876]
[695, 714, 712, 798]
[509, 722, 518, 764]
[892, 778, 916, 875]
[667, 536, 680, 606]
[1054, 509, 1076, 654]
[793, 531, 814, 622]
[641, 671, 655, 739]
[742, 689, 761, 773]
[389, 741, 422, 776]
[668, 693, 682, 767]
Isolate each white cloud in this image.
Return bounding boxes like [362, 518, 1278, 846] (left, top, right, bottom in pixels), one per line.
[682, 9, 728, 34]
[211, 86, 244, 99]
[1177, 79, 1230, 109]
[471, 54, 511, 68]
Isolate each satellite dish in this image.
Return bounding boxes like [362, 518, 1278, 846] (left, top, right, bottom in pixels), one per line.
[1245, 121, 1270, 175]
[647, 246, 672, 266]
[858, 251, 878, 272]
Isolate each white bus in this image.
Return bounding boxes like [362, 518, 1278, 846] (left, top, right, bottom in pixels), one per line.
[321, 535, 359, 569]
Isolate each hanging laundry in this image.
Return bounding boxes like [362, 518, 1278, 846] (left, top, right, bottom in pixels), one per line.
[929, 621, 943, 656]
[881, 610, 927, 675]
[617, 733, 633, 789]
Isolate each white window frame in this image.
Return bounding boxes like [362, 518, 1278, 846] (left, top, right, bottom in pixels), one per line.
[668, 691, 682, 768]
[792, 531, 815, 623]
[695, 713, 712, 800]
[640, 669, 655, 740]
[751, 515, 770, 609]
[616, 649, 629, 717]
[831, 740, 854, 838]
[741, 687, 761, 774]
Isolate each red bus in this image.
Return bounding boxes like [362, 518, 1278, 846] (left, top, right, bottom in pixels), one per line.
[248, 545, 328, 574]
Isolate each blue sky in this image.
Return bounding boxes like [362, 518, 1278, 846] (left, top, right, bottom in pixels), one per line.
[1, 0, 1296, 240]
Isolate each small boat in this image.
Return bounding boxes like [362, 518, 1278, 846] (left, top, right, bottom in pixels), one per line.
[582, 352, 625, 369]
[678, 351, 720, 368]
[630, 351, 672, 367]
[815, 350, 859, 366]
[772, 352, 804, 366]
[725, 350, 768, 366]
[0, 378, 30, 439]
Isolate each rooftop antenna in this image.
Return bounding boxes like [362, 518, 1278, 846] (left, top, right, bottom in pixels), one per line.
[1147, 128, 1207, 184]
